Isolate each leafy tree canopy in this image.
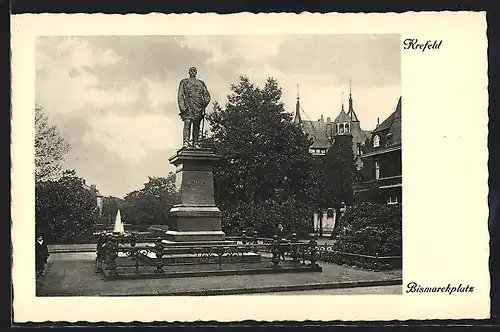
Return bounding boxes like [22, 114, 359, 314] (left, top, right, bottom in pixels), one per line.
[322, 134, 355, 209]
[35, 169, 99, 244]
[121, 172, 179, 226]
[206, 76, 316, 237]
[35, 105, 71, 182]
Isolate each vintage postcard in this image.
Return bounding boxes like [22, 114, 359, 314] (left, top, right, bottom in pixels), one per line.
[11, 12, 489, 322]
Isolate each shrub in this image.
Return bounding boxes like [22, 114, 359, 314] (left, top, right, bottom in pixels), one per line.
[320, 202, 402, 270]
[221, 197, 313, 239]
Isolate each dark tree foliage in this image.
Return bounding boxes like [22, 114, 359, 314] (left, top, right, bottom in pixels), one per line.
[121, 172, 180, 227]
[314, 134, 356, 236]
[100, 196, 125, 225]
[323, 134, 355, 209]
[207, 76, 316, 238]
[35, 170, 99, 244]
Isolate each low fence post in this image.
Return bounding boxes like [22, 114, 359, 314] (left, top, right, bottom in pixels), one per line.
[106, 237, 118, 276]
[154, 237, 164, 274]
[95, 235, 103, 272]
[308, 234, 319, 267]
[130, 235, 139, 272]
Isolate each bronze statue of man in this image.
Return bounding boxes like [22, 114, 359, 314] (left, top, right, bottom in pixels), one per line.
[177, 67, 211, 148]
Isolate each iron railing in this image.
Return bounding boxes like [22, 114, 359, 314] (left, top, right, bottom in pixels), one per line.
[95, 232, 321, 276]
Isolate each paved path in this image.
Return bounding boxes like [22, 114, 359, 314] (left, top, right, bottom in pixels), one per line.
[248, 285, 402, 295]
[37, 251, 402, 296]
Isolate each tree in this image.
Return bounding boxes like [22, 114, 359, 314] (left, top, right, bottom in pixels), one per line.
[35, 105, 71, 182]
[100, 196, 125, 225]
[35, 169, 99, 244]
[121, 172, 179, 227]
[206, 76, 316, 237]
[322, 134, 355, 235]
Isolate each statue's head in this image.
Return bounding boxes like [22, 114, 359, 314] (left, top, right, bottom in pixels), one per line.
[188, 67, 197, 77]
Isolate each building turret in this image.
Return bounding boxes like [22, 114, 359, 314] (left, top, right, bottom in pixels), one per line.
[293, 84, 302, 124]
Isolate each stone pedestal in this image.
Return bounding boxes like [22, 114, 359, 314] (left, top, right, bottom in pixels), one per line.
[165, 148, 226, 242]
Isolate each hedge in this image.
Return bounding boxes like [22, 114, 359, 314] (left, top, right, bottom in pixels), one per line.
[321, 201, 402, 270]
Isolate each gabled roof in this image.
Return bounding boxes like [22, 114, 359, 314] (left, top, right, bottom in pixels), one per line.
[301, 120, 333, 149]
[372, 97, 402, 145]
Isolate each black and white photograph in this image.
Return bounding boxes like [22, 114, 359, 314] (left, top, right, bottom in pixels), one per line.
[11, 12, 489, 322]
[34, 34, 402, 297]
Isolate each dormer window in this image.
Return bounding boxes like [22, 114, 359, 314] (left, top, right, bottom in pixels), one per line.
[385, 133, 393, 147]
[373, 135, 380, 148]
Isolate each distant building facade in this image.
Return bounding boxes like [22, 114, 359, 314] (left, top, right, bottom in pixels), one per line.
[353, 97, 402, 205]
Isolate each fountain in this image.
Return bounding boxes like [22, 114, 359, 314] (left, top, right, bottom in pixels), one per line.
[113, 210, 125, 234]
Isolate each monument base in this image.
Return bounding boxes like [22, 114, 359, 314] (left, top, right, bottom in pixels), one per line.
[164, 230, 226, 242]
[166, 147, 227, 243]
[147, 224, 169, 237]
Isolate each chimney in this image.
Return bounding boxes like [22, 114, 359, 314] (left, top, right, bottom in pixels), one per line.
[320, 114, 324, 122]
[326, 117, 331, 123]
[377, 117, 380, 126]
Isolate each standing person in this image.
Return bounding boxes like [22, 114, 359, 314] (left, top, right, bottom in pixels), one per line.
[277, 223, 284, 239]
[35, 234, 49, 277]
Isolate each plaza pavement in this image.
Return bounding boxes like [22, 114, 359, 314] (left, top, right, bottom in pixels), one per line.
[247, 285, 403, 295]
[37, 246, 402, 296]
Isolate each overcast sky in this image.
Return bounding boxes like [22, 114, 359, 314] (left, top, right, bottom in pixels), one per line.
[36, 35, 401, 198]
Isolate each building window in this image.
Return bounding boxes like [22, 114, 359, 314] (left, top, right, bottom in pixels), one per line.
[326, 208, 334, 218]
[386, 133, 393, 147]
[357, 143, 362, 156]
[387, 196, 399, 205]
[373, 135, 380, 148]
[375, 160, 380, 180]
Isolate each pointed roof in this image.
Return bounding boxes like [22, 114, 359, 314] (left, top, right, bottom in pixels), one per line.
[293, 84, 301, 124]
[335, 110, 351, 123]
[373, 96, 402, 145]
[334, 94, 350, 123]
[347, 80, 359, 122]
